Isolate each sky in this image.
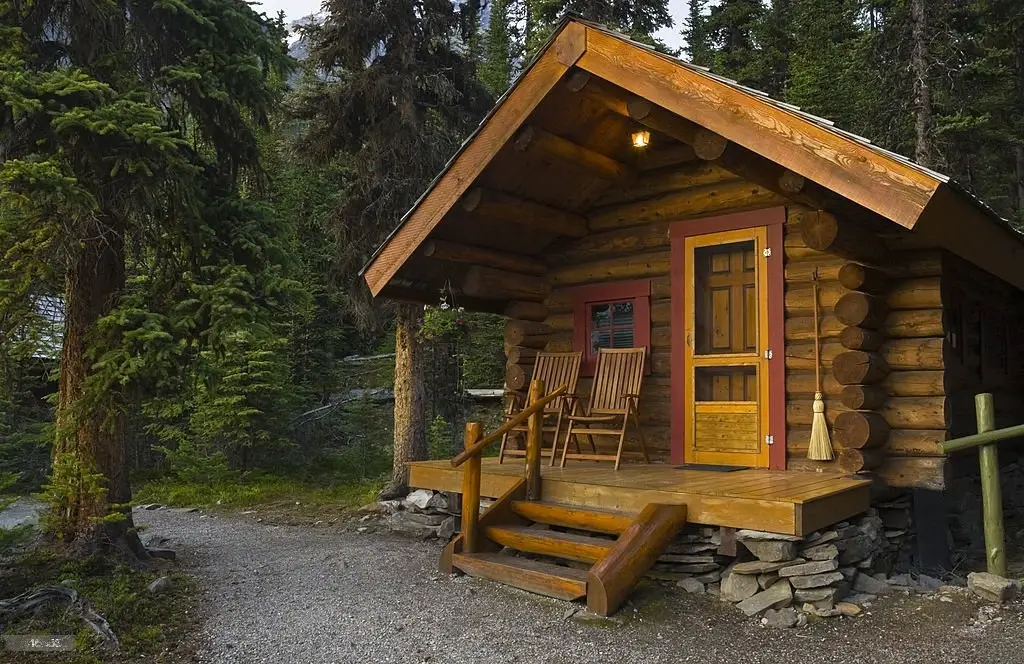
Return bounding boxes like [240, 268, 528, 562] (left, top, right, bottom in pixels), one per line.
[253, 0, 690, 51]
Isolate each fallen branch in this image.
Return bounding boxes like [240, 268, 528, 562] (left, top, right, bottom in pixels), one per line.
[0, 587, 119, 651]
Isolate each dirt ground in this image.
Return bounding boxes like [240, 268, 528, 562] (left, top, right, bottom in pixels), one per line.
[135, 507, 1024, 664]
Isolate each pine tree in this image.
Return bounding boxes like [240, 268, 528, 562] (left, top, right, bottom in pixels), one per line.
[480, 0, 515, 95]
[684, 0, 713, 65]
[294, 0, 491, 497]
[0, 0, 291, 553]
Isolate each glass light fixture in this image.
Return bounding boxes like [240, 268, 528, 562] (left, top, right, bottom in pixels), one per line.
[631, 130, 651, 149]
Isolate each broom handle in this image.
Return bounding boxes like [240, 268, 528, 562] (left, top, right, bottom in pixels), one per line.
[813, 276, 822, 393]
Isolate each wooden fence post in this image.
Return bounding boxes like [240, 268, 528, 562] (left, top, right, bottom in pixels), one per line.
[975, 393, 1006, 577]
[461, 421, 483, 554]
[525, 379, 545, 501]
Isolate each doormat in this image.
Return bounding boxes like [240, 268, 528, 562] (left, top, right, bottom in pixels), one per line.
[675, 464, 746, 472]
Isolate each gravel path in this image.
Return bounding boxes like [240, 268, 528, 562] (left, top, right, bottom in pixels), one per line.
[138, 508, 1024, 664]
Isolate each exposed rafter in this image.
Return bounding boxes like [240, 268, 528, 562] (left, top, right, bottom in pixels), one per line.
[514, 125, 636, 183]
[421, 239, 547, 276]
[461, 187, 589, 238]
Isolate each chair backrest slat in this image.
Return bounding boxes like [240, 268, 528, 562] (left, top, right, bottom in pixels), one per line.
[589, 347, 646, 413]
[531, 351, 582, 412]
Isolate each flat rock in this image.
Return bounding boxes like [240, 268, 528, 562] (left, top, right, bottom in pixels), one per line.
[789, 571, 845, 589]
[802, 602, 841, 618]
[762, 607, 798, 629]
[801, 543, 839, 561]
[437, 516, 456, 540]
[667, 542, 719, 554]
[674, 562, 720, 574]
[837, 535, 875, 565]
[695, 570, 722, 583]
[779, 559, 839, 578]
[968, 572, 1020, 603]
[758, 572, 780, 590]
[737, 529, 802, 542]
[742, 540, 798, 563]
[794, 587, 842, 603]
[148, 548, 177, 561]
[147, 576, 173, 594]
[660, 554, 718, 564]
[845, 592, 877, 606]
[721, 571, 760, 602]
[837, 602, 862, 616]
[808, 530, 839, 546]
[732, 559, 801, 575]
[915, 574, 944, 593]
[736, 579, 793, 616]
[403, 489, 435, 511]
[853, 573, 892, 595]
[677, 577, 705, 594]
[888, 573, 912, 587]
[705, 582, 720, 597]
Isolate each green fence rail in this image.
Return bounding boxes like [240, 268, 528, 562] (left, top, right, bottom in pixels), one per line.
[939, 393, 1024, 577]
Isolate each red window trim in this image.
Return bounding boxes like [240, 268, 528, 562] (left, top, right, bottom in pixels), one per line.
[571, 279, 652, 376]
[668, 207, 787, 470]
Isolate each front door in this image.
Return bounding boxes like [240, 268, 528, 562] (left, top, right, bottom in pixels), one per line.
[683, 227, 771, 467]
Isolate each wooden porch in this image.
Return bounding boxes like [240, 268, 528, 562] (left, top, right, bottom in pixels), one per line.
[409, 458, 871, 537]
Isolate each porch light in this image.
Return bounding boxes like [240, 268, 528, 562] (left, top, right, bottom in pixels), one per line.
[631, 130, 651, 149]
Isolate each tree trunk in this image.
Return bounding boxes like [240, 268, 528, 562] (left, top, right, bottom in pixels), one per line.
[382, 303, 427, 498]
[50, 223, 144, 557]
[911, 0, 935, 167]
[1015, 22, 1024, 217]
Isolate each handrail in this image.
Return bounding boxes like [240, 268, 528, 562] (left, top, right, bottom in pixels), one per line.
[450, 384, 567, 467]
[940, 423, 1024, 454]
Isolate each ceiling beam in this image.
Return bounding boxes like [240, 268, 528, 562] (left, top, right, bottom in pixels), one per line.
[381, 284, 509, 313]
[461, 186, 589, 238]
[513, 124, 636, 183]
[421, 239, 547, 276]
[627, 98, 728, 160]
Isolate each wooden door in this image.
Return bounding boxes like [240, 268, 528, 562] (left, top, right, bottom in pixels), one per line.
[683, 227, 771, 467]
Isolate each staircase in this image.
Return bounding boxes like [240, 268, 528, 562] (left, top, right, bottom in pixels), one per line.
[444, 378, 688, 616]
[442, 490, 687, 615]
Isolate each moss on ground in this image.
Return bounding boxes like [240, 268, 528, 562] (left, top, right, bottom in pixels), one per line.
[0, 549, 197, 663]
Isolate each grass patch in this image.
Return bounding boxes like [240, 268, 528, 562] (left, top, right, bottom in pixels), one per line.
[135, 473, 385, 514]
[0, 551, 196, 663]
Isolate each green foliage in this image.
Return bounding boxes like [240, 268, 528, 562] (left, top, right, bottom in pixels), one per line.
[135, 473, 384, 511]
[1, 552, 196, 662]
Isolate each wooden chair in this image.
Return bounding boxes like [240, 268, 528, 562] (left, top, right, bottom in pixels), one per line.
[559, 347, 650, 471]
[498, 351, 582, 465]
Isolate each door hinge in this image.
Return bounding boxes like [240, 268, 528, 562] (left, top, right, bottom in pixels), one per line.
[764, 349, 773, 360]
[766, 434, 775, 446]
[762, 247, 772, 257]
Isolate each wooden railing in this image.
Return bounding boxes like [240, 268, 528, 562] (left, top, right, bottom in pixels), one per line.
[451, 379, 566, 553]
[940, 393, 1024, 577]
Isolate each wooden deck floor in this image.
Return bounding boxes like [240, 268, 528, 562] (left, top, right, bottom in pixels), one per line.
[408, 459, 870, 536]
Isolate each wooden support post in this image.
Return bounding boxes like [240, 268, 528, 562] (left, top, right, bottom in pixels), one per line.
[461, 422, 483, 554]
[976, 393, 1007, 577]
[525, 379, 545, 501]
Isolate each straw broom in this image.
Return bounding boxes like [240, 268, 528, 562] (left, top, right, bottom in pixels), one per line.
[808, 269, 834, 461]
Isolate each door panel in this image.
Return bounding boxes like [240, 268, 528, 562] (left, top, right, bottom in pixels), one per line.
[684, 228, 771, 468]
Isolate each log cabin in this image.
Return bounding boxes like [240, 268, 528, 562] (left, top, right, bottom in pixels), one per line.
[360, 18, 1024, 611]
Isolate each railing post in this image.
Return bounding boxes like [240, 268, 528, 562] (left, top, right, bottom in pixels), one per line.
[525, 379, 544, 501]
[976, 393, 1006, 577]
[461, 421, 483, 554]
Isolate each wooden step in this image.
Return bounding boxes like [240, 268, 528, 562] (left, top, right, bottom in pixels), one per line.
[484, 524, 616, 563]
[452, 552, 588, 601]
[511, 500, 633, 535]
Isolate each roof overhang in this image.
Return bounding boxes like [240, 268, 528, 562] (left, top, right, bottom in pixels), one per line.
[362, 18, 1024, 295]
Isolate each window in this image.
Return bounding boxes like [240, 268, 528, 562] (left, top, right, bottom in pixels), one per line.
[572, 279, 651, 375]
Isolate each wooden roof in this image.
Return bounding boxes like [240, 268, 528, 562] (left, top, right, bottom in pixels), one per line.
[361, 17, 1024, 301]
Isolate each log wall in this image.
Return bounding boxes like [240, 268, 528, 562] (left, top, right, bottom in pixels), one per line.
[500, 164, 1004, 491]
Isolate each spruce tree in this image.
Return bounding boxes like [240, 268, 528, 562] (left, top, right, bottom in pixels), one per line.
[294, 0, 491, 497]
[0, 0, 291, 553]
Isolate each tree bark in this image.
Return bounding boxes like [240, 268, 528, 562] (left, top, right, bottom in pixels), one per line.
[383, 303, 427, 498]
[911, 0, 935, 167]
[51, 222, 144, 556]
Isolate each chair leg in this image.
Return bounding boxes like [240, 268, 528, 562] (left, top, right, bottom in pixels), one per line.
[631, 404, 650, 464]
[550, 410, 564, 466]
[498, 429, 509, 464]
[613, 420, 628, 471]
[560, 422, 574, 467]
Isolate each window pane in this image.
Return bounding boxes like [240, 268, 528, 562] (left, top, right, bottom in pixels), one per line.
[591, 303, 612, 329]
[693, 240, 758, 355]
[612, 328, 634, 348]
[591, 329, 612, 352]
[611, 301, 633, 325]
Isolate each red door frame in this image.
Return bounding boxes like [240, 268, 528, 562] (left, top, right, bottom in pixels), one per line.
[669, 207, 787, 469]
